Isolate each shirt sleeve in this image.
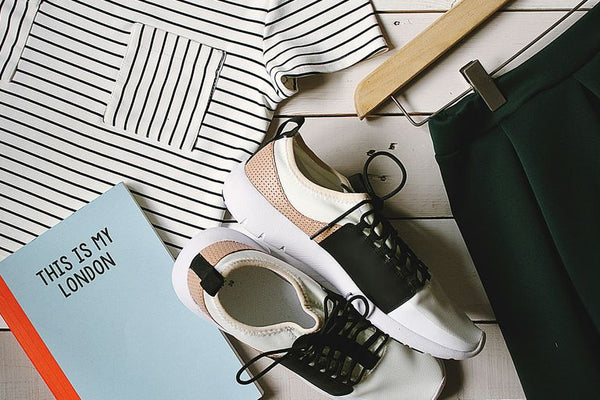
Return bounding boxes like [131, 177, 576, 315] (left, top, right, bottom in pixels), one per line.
[263, 0, 388, 98]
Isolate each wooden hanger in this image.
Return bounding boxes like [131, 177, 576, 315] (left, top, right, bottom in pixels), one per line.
[354, 0, 511, 119]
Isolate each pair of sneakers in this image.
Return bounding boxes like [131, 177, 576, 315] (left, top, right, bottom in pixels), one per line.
[172, 118, 484, 399]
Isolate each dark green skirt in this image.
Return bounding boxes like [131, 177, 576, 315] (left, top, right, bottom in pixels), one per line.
[429, 5, 600, 399]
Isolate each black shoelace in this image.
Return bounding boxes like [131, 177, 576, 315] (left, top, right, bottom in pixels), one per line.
[236, 291, 389, 386]
[310, 151, 430, 286]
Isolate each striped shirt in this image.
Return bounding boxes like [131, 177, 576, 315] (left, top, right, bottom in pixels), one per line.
[0, 0, 387, 256]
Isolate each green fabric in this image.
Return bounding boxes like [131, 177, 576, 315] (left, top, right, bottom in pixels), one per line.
[429, 5, 600, 399]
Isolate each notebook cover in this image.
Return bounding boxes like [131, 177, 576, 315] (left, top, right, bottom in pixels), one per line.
[0, 183, 260, 399]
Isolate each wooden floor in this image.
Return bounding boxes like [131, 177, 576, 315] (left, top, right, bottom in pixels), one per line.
[2, 0, 598, 398]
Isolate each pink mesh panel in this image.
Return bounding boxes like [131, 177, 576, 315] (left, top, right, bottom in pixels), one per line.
[245, 142, 340, 242]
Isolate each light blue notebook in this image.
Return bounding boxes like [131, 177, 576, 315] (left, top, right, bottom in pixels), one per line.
[0, 183, 260, 399]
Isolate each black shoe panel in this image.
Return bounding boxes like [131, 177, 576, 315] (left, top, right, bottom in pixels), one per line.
[320, 223, 419, 313]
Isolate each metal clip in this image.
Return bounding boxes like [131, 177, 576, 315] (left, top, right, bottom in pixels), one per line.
[389, 0, 590, 127]
[460, 60, 506, 111]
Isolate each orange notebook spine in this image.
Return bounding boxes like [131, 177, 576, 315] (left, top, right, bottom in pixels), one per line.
[0, 276, 80, 400]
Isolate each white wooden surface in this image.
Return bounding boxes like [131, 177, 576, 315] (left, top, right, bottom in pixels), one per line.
[3, 1, 595, 398]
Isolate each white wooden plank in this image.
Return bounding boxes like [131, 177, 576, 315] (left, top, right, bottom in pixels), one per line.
[0, 332, 54, 400]
[278, 10, 590, 115]
[271, 116, 452, 218]
[228, 324, 524, 400]
[373, 0, 599, 11]
[440, 324, 525, 400]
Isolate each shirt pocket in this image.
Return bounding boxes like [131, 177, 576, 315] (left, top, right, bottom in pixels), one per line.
[104, 23, 226, 151]
[1, 0, 132, 116]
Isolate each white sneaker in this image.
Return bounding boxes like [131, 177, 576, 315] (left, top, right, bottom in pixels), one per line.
[222, 117, 485, 360]
[172, 227, 446, 400]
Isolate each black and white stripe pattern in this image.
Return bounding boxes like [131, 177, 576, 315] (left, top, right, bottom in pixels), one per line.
[0, 0, 387, 257]
[263, 0, 388, 96]
[0, 0, 40, 81]
[12, 0, 129, 117]
[105, 24, 225, 150]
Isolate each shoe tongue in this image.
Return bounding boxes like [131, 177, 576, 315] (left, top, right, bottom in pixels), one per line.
[347, 173, 384, 208]
[347, 173, 368, 193]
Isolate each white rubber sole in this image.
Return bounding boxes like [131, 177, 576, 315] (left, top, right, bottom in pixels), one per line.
[223, 161, 484, 360]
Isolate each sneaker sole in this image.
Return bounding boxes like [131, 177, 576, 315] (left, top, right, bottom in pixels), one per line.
[223, 161, 484, 360]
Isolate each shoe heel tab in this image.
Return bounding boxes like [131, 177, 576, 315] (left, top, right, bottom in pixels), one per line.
[275, 116, 305, 139]
[246, 117, 305, 164]
[190, 253, 224, 297]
